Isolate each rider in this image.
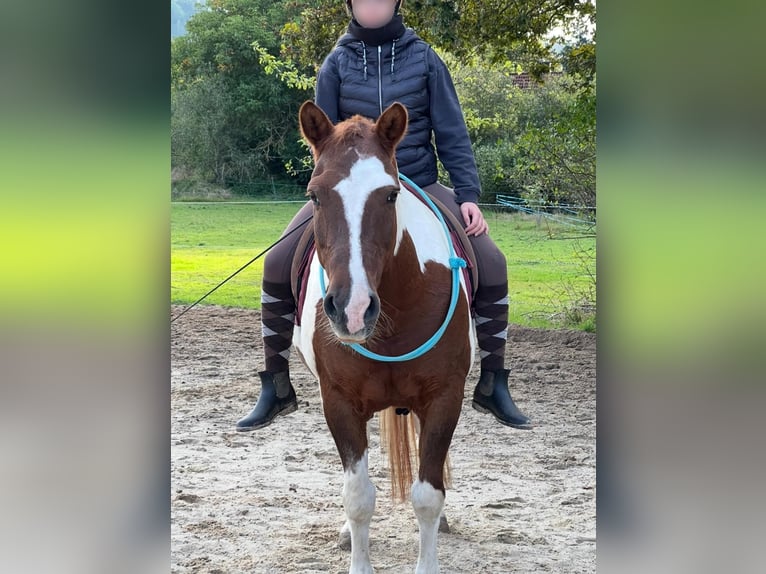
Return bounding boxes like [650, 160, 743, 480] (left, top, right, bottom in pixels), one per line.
[237, 0, 531, 431]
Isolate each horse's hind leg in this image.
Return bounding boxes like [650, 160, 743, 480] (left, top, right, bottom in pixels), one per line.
[412, 389, 463, 574]
[323, 396, 375, 574]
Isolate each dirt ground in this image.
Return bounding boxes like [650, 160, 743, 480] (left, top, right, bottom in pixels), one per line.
[171, 305, 596, 573]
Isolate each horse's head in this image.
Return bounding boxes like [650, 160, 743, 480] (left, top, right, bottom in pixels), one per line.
[299, 100, 408, 343]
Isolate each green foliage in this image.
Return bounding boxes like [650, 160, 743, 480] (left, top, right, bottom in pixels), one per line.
[253, 42, 315, 91]
[561, 42, 596, 85]
[443, 54, 595, 209]
[277, 0, 348, 71]
[171, 73, 241, 184]
[471, 141, 516, 201]
[445, 55, 522, 144]
[511, 76, 595, 208]
[171, 0, 312, 187]
[278, 0, 595, 76]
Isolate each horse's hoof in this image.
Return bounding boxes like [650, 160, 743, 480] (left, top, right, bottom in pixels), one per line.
[438, 514, 450, 533]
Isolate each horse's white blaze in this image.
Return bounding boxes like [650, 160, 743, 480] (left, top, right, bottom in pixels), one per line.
[335, 156, 397, 334]
[293, 254, 323, 379]
[411, 480, 445, 574]
[343, 449, 376, 574]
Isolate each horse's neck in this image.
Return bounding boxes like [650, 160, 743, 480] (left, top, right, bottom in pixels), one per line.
[393, 188, 452, 272]
[370, 189, 459, 340]
[370, 190, 454, 338]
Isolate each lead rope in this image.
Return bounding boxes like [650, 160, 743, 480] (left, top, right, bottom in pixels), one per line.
[170, 214, 313, 325]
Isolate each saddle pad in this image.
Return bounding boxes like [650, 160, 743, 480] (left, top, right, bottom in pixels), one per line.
[290, 219, 316, 327]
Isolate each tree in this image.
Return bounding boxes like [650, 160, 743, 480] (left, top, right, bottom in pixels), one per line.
[278, 0, 595, 76]
[511, 75, 595, 209]
[440, 53, 594, 208]
[171, 0, 312, 186]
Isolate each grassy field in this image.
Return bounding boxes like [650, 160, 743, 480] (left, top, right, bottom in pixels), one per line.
[171, 202, 595, 330]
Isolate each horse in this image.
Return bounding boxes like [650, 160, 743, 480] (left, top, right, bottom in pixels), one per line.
[292, 100, 476, 574]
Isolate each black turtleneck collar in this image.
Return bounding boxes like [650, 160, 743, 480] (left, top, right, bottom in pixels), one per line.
[347, 14, 406, 47]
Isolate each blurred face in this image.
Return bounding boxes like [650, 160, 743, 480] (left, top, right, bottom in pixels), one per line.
[351, 0, 398, 28]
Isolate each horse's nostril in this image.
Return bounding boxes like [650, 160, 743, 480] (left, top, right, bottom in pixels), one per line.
[323, 295, 337, 319]
[364, 295, 380, 322]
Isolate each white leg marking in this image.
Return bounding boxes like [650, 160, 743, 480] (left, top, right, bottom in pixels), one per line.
[334, 157, 396, 334]
[343, 450, 376, 574]
[412, 480, 445, 574]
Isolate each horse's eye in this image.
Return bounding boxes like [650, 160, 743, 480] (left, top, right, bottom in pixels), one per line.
[387, 191, 398, 203]
[309, 192, 320, 206]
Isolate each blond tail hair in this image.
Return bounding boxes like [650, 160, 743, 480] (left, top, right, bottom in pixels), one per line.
[379, 407, 452, 502]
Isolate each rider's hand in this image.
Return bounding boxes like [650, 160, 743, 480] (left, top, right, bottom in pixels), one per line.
[460, 202, 489, 236]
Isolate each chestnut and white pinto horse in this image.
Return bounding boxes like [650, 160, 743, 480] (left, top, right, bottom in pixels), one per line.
[293, 101, 475, 574]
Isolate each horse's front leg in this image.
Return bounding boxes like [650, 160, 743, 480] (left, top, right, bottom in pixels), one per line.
[322, 390, 375, 574]
[412, 386, 463, 574]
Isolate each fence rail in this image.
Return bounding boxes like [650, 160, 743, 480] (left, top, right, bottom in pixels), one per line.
[495, 194, 596, 228]
[170, 188, 598, 229]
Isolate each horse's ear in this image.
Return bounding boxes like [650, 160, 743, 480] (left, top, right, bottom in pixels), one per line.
[299, 101, 334, 152]
[375, 102, 408, 152]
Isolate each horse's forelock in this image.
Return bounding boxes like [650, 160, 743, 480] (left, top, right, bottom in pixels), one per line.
[331, 118, 377, 152]
[317, 119, 394, 186]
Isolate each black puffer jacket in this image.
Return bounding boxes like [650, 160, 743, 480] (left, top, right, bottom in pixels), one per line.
[315, 28, 481, 204]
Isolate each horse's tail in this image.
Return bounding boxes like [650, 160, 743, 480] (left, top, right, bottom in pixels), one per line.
[379, 408, 452, 503]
